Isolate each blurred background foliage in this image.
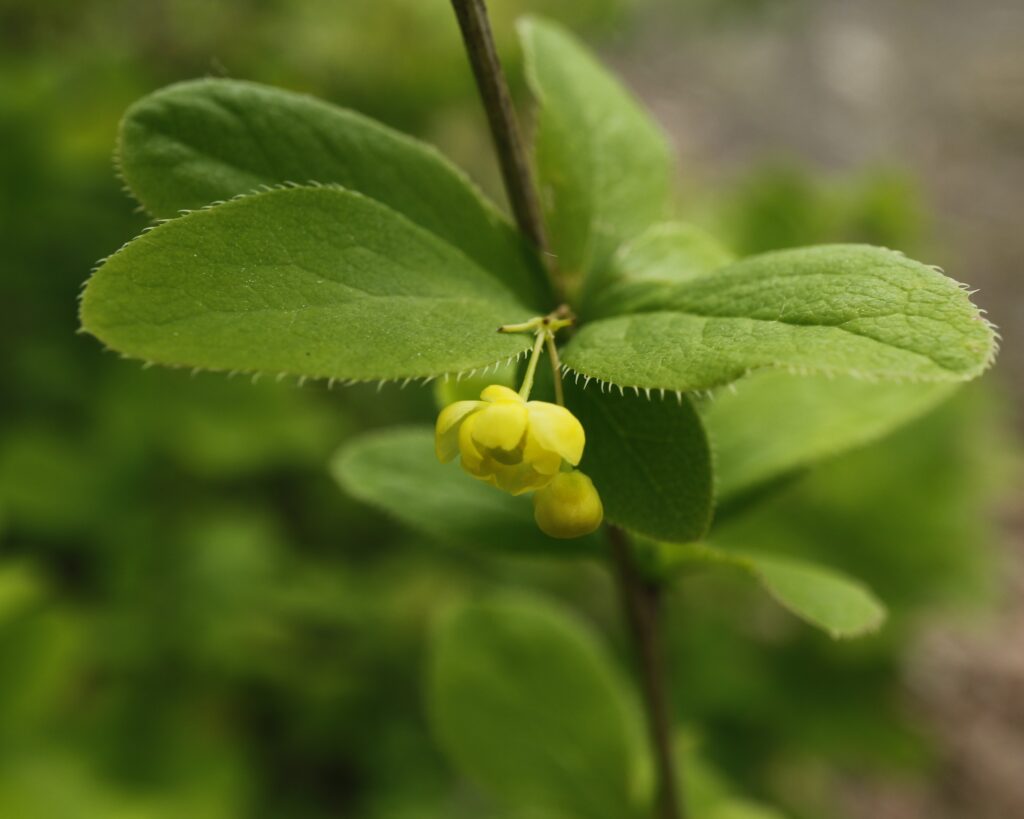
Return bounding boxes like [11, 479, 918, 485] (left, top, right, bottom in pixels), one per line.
[0, 1, 1019, 817]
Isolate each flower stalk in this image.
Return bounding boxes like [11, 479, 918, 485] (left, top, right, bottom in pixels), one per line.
[518, 330, 547, 400]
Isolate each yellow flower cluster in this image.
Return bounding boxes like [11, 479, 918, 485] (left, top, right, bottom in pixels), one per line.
[435, 385, 602, 538]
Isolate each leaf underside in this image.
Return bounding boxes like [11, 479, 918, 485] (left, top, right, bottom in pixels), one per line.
[699, 370, 958, 501]
[671, 544, 886, 638]
[330, 427, 600, 558]
[81, 186, 534, 382]
[566, 383, 713, 543]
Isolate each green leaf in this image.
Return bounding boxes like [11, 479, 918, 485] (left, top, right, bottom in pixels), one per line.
[746, 553, 887, 638]
[562, 245, 995, 392]
[330, 427, 600, 558]
[519, 17, 674, 280]
[118, 78, 549, 307]
[428, 594, 651, 819]
[584, 222, 735, 319]
[80, 186, 535, 382]
[432, 358, 519, 408]
[664, 544, 886, 638]
[566, 382, 713, 543]
[699, 370, 958, 501]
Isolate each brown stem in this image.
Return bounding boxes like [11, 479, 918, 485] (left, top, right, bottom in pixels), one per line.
[450, 4, 679, 815]
[609, 526, 685, 819]
[449, 1, 554, 279]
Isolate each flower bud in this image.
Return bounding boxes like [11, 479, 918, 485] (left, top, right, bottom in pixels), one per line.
[533, 470, 603, 539]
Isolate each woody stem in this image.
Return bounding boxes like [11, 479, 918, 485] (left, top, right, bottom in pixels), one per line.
[449, 0, 565, 302]
[609, 526, 685, 819]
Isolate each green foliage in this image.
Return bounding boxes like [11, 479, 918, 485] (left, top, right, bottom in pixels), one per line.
[563, 244, 994, 392]
[80, 186, 534, 381]
[684, 751, 789, 819]
[519, 17, 674, 282]
[6, 3, 1011, 818]
[699, 371, 957, 501]
[330, 427, 599, 557]
[432, 359, 520, 407]
[650, 544, 885, 638]
[428, 594, 651, 819]
[584, 221, 736, 319]
[119, 79, 549, 307]
[716, 164, 925, 258]
[742, 554, 885, 639]
[711, 385, 1006, 616]
[566, 383, 713, 543]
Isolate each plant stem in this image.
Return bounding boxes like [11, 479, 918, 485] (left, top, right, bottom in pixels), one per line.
[544, 331, 565, 406]
[608, 526, 685, 819]
[451, 4, 681, 815]
[449, 0, 561, 299]
[518, 330, 547, 400]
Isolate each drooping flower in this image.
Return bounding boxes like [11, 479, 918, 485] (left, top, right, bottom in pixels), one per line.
[533, 470, 604, 539]
[435, 385, 585, 495]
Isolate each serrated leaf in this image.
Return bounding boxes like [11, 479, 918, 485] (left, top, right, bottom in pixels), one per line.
[563, 245, 995, 392]
[519, 17, 674, 281]
[566, 382, 713, 543]
[699, 370, 958, 501]
[663, 544, 886, 638]
[584, 222, 735, 319]
[81, 187, 535, 381]
[330, 427, 599, 558]
[428, 594, 651, 819]
[118, 78, 549, 307]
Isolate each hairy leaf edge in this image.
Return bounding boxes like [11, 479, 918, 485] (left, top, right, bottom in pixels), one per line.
[78, 183, 535, 386]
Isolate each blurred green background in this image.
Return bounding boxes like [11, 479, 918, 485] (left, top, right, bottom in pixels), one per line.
[1, 1, 1021, 817]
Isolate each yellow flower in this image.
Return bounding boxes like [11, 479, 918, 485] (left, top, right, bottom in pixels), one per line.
[533, 470, 604, 539]
[435, 385, 585, 495]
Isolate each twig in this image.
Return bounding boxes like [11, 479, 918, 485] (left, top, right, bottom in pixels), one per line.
[450, 5, 681, 816]
[449, 0, 549, 259]
[609, 526, 685, 819]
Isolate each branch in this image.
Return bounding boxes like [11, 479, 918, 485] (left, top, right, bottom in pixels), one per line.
[449, 0, 549, 259]
[450, 5, 679, 816]
[609, 526, 685, 819]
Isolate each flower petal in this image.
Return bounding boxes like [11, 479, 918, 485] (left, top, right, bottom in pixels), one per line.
[522, 436, 563, 475]
[526, 402, 586, 465]
[471, 401, 528, 452]
[481, 384, 523, 404]
[457, 414, 487, 475]
[492, 462, 553, 496]
[435, 401, 481, 462]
